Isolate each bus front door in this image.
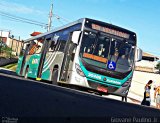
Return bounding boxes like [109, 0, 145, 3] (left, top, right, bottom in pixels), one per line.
[60, 38, 76, 82]
[19, 43, 30, 76]
[36, 39, 49, 80]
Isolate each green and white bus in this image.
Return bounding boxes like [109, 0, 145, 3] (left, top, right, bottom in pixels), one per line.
[16, 18, 142, 98]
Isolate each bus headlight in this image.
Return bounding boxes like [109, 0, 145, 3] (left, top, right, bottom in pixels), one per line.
[75, 63, 85, 77]
[122, 79, 131, 87]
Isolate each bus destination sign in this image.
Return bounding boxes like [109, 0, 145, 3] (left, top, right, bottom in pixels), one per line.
[92, 24, 130, 39]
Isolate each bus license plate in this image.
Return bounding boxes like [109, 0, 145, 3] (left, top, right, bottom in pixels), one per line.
[97, 86, 108, 93]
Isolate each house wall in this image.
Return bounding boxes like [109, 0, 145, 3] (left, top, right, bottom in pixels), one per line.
[135, 53, 159, 73]
[8, 38, 23, 56]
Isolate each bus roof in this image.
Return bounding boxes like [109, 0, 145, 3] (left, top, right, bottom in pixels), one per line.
[24, 18, 136, 42]
[24, 18, 84, 42]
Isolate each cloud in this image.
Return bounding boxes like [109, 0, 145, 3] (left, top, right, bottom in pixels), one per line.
[0, 0, 46, 15]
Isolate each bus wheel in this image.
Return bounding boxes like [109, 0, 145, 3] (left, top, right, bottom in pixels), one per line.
[24, 67, 29, 79]
[52, 69, 58, 85]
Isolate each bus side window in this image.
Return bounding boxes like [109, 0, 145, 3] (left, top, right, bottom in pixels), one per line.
[58, 41, 66, 52]
[57, 34, 68, 52]
[35, 45, 42, 54]
[48, 38, 63, 52]
[48, 41, 55, 52]
[28, 40, 43, 55]
[35, 41, 43, 54]
[28, 41, 37, 55]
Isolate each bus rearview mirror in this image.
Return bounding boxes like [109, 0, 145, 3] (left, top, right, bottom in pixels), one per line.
[52, 35, 59, 45]
[71, 31, 81, 44]
[135, 47, 142, 62]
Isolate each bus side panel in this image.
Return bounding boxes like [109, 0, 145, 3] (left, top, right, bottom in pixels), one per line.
[27, 54, 42, 79]
[41, 52, 64, 81]
[16, 56, 24, 75]
[16, 55, 35, 77]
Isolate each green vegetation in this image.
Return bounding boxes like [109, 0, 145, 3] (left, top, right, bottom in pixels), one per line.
[0, 42, 16, 58]
[1, 47, 14, 58]
[2, 63, 17, 71]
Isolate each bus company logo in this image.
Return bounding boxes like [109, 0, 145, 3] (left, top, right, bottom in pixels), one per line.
[107, 79, 121, 85]
[103, 77, 107, 81]
[32, 59, 38, 64]
[88, 73, 102, 80]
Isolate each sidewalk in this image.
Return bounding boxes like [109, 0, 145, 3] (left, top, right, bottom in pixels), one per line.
[104, 91, 157, 108]
[128, 92, 142, 104]
[128, 91, 157, 108]
[0, 67, 17, 76]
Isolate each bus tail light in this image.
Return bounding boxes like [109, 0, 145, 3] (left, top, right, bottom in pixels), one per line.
[75, 63, 85, 77]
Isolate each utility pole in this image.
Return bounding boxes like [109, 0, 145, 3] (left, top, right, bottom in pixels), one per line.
[47, 2, 53, 32]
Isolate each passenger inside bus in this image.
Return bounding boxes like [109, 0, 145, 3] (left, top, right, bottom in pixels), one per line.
[98, 44, 105, 57]
[28, 41, 36, 55]
[84, 44, 94, 54]
[116, 45, 131, 67]
[28, 40, 43, 55]
[110, 47, 119, 62]
[96, 37, 110, 58]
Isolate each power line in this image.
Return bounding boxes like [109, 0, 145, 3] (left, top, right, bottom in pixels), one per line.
[53, 14, 70, 23]
[0, 13, 47, 27]
[47, 1, 70, 31]
[0, 10, 71, 31]
[0, 0, 71, 28]
[0, 11, 70, 29]
[54, 16, 64, 25]
[0, 11, 47, 25]
[0, 11, 48, 28]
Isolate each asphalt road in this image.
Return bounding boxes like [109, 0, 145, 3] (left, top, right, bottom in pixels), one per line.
[0, 72, 160, 123]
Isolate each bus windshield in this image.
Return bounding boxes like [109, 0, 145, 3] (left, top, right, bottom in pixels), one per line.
[79, 31, 135, 75]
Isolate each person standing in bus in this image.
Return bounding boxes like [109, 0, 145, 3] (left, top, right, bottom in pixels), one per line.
[98, 44, 105, 57]
[141, 80, 153, 106]
[154, 85, 160, 109]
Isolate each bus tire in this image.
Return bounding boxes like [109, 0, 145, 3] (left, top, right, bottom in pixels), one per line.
[24, 67, 29, 79]
[52, 69, 58, 85]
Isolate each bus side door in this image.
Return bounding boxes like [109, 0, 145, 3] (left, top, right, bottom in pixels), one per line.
[19, 42, 33, 76]
[60, 33, 77, 82]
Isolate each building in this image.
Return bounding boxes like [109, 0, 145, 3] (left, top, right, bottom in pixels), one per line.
[0, 30, 23, 56]
[0, 30, 10, 46]
[135, 52, 159, 73]
[8, 38, 23, 56]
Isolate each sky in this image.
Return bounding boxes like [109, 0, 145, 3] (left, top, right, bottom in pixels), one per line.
[0, 0, 160, 56]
